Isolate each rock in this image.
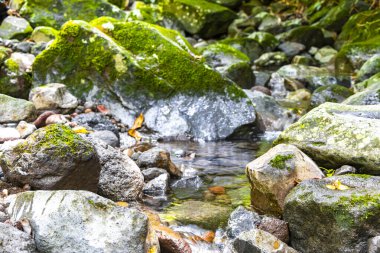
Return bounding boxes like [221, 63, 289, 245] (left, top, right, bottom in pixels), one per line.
[0, 222, 37, 253]
[0, 94, 36, 123]
[32, 20, 255, 141]
[143, 172, 169, 196]
[72, 112, 118, 136]
[137, 147, 182, 177]
[108, 0, 129, 8]
[368, 236, 380, 253]
[285, 89, 312, 111]
[310, 84, 354, 108]
[278, 42, 306, 58]
[246, 144, 324, 216]
[9, 52, 35, 73]
[89, 130, 119, 148]
[6, 190, 148, 253]
[257, 216, 289, 243]
[344, 81, 380, 105]
[275, 103, 380, 174]
[220, 38, 263, 63]
[162, 0, 237, 38]
[254, 51, 288, 67]
[251, 84, 271, 95]
[0, 128, 20, 143]
[277, 64, 338, 91]
[154, 225, 192, 253]
[226, 206, 261, 239]
[292, 54, 315, 66]
[356, 54, 380, 82]
[119, 132, 137, 149]
[163, 200, 232, 230]
[279, 26, 327, 49]
[207, 0, 243, 8]
[29, 83, 78, 112]
[226, 229, 298, 253]
[248, 31, 279, 51]
[201, 43, 255, 89]
[87, 137, 144, 201]
[284, 175, 380, 253]
[20, 0, 126, 29]
[0, 124, 101, 191]
[30, 26, 58, 43]
[15, 42, 34, 54]
[16, 121, 36, 138]
[0, 16, 33, 40]
[335, 165, 356, 176]
[314, 46, 337, 65]
[142, 168, 168, 182]
[354, 72, 380, 92]
[336, 9, 380, 49]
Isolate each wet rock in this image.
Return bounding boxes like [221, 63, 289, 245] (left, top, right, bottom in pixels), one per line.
[0, 94, 36, 123]
[137, 147, 182, 177]
[0, 16, 33, 40]
[285, 175, 380, 253]
[142, 168, 168, 182]
[201, 43, 254, 89]
[119, 132, 137, 149]
[20, 0, 126, 29]
[87, 137, 144, 201]
[0, 128, 20, 143]
[6, 190, 148, 253]
[0, 124, 101, 191]
[254, 51, 288, 67]
[275, 103, 380, 174]
[285, 88, 312, 111]
[368, 236, 380, 253]
[143, 172, 169, 196]
[251, 85, 271, 95]
[45, 114, 68, 126]
[278, 42, 306, 58]
[226, 206, 261, 239]
[154, 225, 192, 253]
[344, 81, 380, 105]
[314, 46, 337, 65]
[72, 112, 118, 136]
[89, 130, 119, 148]
[335, 165, 356, 176]
[310, 84, 353, 108]
[15, 42, 34, 54]
[248, 32, 279, 51]
[163, 200, 232, 230]
[258, 13, 282, 34]
[258, 216, 289, 243]
[267, 72, 287, 99]
[162, 0, 237, 38]
[356, 54, 380, 82]
[279, 26, 327, 49]
[292, 54, 315, 66]
[220, 38, 263, 63]
[30, 26, 58, 43]
[29, 83, 78, 112]
[16, 121, 36, 139]
[0, 222, 37, 253]
[225, 229, 297, 253]
[246, 144, 324, 217]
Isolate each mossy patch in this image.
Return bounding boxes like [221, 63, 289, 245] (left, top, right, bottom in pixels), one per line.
[269, 154, 294, 170]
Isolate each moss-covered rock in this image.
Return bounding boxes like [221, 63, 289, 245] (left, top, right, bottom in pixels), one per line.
[0, 124, 101, 191]
[356, 54, 380, 83]
[354, 72, 380, 92]
[162, 200, 233, 230]
[275, 103, 380, 174]
[126, 1, 163, 24]
[207, 0, 243, 8]
[0, 94, 36, 123]
[248, 31, 279, 51]
[0, 46, 12, 66]
[220, 37, 263, 63]
[162, 0, 237, 38]
[254, 51, 288, 67]
[335, 9, 380, 49]
[30, 26, 58, 42]
[285, 175, 380, 253]
[278, 25, 327, 49]
[344, 81, 380, 105]
[201, 43, 254, 88]
[19, 0, 126, 29]
[108, 0, 129, 8]
[310, 84, 353, 108]
[0, 16, 33, 40]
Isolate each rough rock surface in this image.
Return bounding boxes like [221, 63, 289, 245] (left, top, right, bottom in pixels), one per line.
[0, 223, 37, 253]
[0, 94, 36, 123]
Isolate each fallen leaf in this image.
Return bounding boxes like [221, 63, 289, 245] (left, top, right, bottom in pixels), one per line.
[73, 126, 90, 134]
[116, 201, 129, 207]
[273, 240, 280, 249]
[128, 129, 142, 141]
[97, 104, 109, 114]
[326, 180, 350, 191]
[128, 113, 144, 141]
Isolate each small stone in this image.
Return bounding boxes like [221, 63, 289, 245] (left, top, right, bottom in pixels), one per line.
[251, 86, 271, 96]
[143, 172, 169, 196]
[84, 108, 93, 113]
[0, 128, 20, 143]
[142, 168, 168, 182]
[226, 206, 261, 239]
[335, 165, 357, 176]
[16, 121, 36, 139]
[258, 216, 289, 243]
[45, 114, 68, 125]
[208, 186, 226, 195]
[89, 130, 120, 148]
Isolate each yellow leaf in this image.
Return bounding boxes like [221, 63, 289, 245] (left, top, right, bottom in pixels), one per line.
[116, 201, 128, 207]
[273, 240, 280, 249]
[128, 113, 144, 141]
[326, 184, 336, 190]
[326, 180, 350, 191]
[73, 126, 90, 134]
[128, 129, 142, 141]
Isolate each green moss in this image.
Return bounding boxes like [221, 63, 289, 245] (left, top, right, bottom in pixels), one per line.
[4, 58, 20, 73]
[269, 154, 294, 170]
[338, 193, 380, 221]
[88, 199, 112, 210]
[346, 174, 372, 179]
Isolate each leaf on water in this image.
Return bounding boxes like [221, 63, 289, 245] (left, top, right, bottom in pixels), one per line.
[326, 180, 350, 191]
[116, 201, 128, 207]
[128, 113, 144, 141]
[73, 126, 90, 134]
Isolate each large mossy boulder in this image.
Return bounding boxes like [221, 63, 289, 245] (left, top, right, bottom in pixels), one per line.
[0, 94, 36, 123]
[285, 175, 380, 253]
[32, 20, 256, 140]
[335, 9, 380, 49]
[162, 0, 237, 38]
[7, 190, 148, 253]
[275, 103, 380, 174]
[0, 124, 101, 191]
[19, 0, 126, 29]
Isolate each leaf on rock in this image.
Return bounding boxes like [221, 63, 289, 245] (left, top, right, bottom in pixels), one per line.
[128, 113, 144, 141]
[116, 201, 129, 207]
[326, 180, 350, 191]
[273, 240, 280, 249]
[128, 129, 142, 141]
[73, 126, 91, 134]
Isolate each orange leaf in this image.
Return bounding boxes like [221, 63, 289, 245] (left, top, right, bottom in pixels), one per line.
[97, 105, 109, 114]
[131, 113, 144, 130]
[128, 129, 142, 141]
[116, 201, 128, 207]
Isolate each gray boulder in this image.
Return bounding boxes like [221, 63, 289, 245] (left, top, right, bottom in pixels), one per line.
[0, 94, 36, 123]
[89, 130, 120, 148]
[87, 137, 144, 201]
[0, 223, 37, 253]
[275, 103, 380, 174]
[344, 81, 380, 105]
[246, 144, 324, 217]
[142, 168, 168, 182]
[0, 124, 101, 191]
[72, 113, 119, 136]
[0, 16, 33, 40]
[143, 172, 169, 196]
[284, 175, 380, 253]
[226, 206, 261, 239]
[310, 84, 353, 108]
[6, 190, 148, 253]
